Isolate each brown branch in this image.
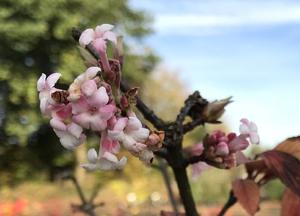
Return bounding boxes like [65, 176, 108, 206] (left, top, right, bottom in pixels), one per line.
[217, 190, 237, 216]
[183, 118, 205, 134]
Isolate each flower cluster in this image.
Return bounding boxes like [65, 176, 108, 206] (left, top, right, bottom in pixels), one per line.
[188, 118, 259, 178]
[37, 24, 163, 171]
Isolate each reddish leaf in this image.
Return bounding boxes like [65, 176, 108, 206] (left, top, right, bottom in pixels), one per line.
[160, 210, 185, 216]
[232, 179, 260, 215]
[275, 136, 300, 160]
[281, 188, 300, 216]
[262, 150, 300, 196]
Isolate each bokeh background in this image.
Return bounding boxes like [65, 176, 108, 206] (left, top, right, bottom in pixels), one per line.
[0, 0, 298, 215]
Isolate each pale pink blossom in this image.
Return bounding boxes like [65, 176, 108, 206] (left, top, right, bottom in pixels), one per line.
[37, 73, 61, 115]
[81, 148, 127, 171]
[68, 67, 101, 101]
[239, 118, 260, 144]
[108, 115, 153, 163]
[49, 104, 86, 150]
[79, 24, 117, 47]
[99, 130, 120, 155]
[79, 24, 117, 71]
[72, 86, 115, 131]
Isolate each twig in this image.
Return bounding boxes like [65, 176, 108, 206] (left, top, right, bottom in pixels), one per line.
[157, 158, 179, 214]
[217, 190, 237, 216]
[61, 173, 104, 216]
[183, 118, 205, 134]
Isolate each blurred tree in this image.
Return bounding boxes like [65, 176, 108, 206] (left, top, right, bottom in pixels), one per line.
[0, 0, 158, 183]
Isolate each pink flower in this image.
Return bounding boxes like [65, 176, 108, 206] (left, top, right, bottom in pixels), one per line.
[228, 135, 249, 152]
[72, 86, 115, 131]
[79, 24, 117, 47]
[50, 119, 86, 150]
[79, 24, 117, 72]
[239, 118, 260, 144]
[37, 73, 61, 115]
[101, 133, 120, 155]
[108, 115, 154, 164]
[68, 67, 101, 101]
[81, 148, 127, 171]
[49, 104, 86, 150]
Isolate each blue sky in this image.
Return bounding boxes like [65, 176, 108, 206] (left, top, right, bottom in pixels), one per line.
[130, 0, 300, 147]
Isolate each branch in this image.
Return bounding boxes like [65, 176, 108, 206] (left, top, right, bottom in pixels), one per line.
[157, 158, 179, 214]
[217, 190, 237, 216]
[183, 118, 205, 134]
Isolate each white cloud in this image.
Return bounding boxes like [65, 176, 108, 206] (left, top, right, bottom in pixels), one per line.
[155, 4, 300, 33]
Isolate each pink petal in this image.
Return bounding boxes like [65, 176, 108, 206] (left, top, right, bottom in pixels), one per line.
[58, 132, 83, 150]
[71, 96, 89, 114]
[81, 163, 97, 171]
[235, 151, 250, 166]
[84, 66, 101, 80]
[89, 87, 109, 107]
[95, 24, 114, 36]
[46, 73, 61, 88]
[249, 122, 258, 132]
[73, 112, 91, 129]
[37, 73, 46, 91]
[240, 118, 250, 125]
[128, 128, 150, 142]
[97, 152, 127, 170]
[39, 98, 48, 114]
[54, 104, 72, 120]
[93, 38, 107, 54]
[126, 116, 142, 131]
[103, 31, 117, 44]
[87, 148, 98, 163]
[191, 162, 210, 180]
[113, 117, 128, 132]
[228, 135, 250, 152]
[98, 104, 115, 120]
[239, 123, 250, 134]
[250, 132, 260, 144]
[190, 143, 204, 156]
[50, 118, 67, 131]
[101, 136, 120, 154]
[89, 114, 107, 131]
[67, 122, 83, 139]
[79, 28, 95, 46]
[81, 80, 97, 97]
[215, 142, 229, 156]
[107, 130, 124, 141]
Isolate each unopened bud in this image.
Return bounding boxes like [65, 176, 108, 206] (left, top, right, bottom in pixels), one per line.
[146, 131, 165, 151]
[202, 97, 233, 123]
[139, 149, 154, 165]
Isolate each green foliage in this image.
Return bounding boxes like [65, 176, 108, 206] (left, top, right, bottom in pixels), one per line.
[0, 0, 158, 183]
[264, 179, 285, 200]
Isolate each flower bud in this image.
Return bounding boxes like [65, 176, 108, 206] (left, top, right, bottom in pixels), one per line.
[202, 97, 233, 123]
[215, 142, 229, 156]
[146, 130, 165, 151]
